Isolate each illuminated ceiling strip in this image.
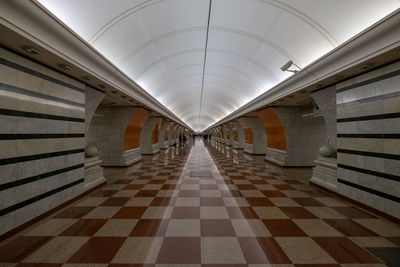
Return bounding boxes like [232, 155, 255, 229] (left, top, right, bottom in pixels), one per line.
[198, 0, 213, 127]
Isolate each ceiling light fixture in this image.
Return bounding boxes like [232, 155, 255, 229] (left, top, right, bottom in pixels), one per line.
[57, 63, 73, 71]
[280, 60, 301, 73]
[82, 75, 93, 81]
[22, 45, 41, 55]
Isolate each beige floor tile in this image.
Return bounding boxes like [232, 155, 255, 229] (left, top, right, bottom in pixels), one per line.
[354, 219, 400, 236]
[281, 190, 310, 197]
[254, 184, 277, 190]
[232, 180, 252, 184]
[199, 190, 221, 197]
[142, 184, 163, 190]
[240, 190, 265, 198]
[112, 237, 163, 264]
[132, 179, 150, 184]
[180, 184, 200, 190]
[142, 207, 173, 219]
[231, 219, 271, 237]
[223, 197, 250, 207]
[82, 207, 120, 219]
[201, 237, 246, 264]
[199, 179, 217, 184]
[253, 207, 289, 219]
[125, 197, 154, 206]
[102, 184, 126, 190]
[349, 236, 398, 247]
[157, 190, 177, 197]
[113, 190, 138, 197]
[276, 237, 336, 264]
[166, 219, 201, 236]
[95, 219, 138, 236]
[269, 198, 301, 207]
[314, 197, 349, 207]
[305, 207, 347, 219]
[267, 179, 287, 185]
[293, 219, 343, 236]
[75, 197, 108, 206]
[23, 236, 89, 263]
[175, 197, 200, 207]
[24, 218, 78, 236]
[200, 207, 229, 219]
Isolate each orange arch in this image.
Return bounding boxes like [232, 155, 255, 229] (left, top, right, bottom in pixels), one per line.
[257, 108, 286, 150]
[238, 118, 254, 144]
[124, 108, 151, 150]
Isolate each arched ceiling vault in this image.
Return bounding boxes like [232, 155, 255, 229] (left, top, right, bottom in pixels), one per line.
[38, 0, 400, 131]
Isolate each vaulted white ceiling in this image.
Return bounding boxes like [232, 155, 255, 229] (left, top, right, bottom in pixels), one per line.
[37, 0, 399, 131]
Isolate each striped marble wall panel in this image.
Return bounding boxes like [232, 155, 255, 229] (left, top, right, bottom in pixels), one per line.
[336, 61, 400, 218]
[0, 47, 85, 235]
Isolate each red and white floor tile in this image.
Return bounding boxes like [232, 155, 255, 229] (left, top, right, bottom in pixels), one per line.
[0, 140, 399, 266]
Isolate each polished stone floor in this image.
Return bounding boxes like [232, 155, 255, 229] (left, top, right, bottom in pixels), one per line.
[0, 139, 399, 266]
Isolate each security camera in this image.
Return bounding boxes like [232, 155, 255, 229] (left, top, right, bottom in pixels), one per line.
[280, 60, 293, 71]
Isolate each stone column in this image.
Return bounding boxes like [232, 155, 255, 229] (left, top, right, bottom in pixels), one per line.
[310, 85, 338, 191]
[273, 106, 326, 166]
[241, 116, 267, 154]
[84, 86, 105, 190]
[140, 116, 162, 154]
[231, 121, 245, 149]
[159, 121, 173, 149]
[87, 106, 138, 166]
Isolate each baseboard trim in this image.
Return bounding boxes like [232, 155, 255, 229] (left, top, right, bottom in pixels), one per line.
[309, 181, 400, 224]
[0, 181, 106, 242]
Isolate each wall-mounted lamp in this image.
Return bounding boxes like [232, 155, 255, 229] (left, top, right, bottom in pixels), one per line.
[280, 60, 301, 73]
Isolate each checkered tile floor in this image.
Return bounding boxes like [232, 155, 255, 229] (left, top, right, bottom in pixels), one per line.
[1, 140, 399, 266]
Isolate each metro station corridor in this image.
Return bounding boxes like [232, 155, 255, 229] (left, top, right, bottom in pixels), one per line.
[0, 139, 399, 266]
[1, 1, 400, 266]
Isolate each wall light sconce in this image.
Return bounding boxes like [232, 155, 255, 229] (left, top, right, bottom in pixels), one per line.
[280, 60, 302, 73]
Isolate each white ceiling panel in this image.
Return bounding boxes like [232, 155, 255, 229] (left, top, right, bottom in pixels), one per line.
[37, 0, 400, 131]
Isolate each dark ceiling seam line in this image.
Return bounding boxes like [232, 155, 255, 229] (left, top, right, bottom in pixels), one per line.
[198, 0, 213, 129]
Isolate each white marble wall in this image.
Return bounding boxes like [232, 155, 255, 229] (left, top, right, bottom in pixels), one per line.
[0, 47, 85, 235]
[336, 61, 400, 218]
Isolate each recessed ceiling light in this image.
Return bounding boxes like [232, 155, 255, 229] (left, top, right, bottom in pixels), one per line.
[359, 62, 374, 70]
[22, 45, 41, 55]
[57, 63, 73, 71]
[82, 76, 92, 81]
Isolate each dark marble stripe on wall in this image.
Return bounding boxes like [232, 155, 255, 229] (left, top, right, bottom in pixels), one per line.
[0, 47, 86, 235]
[336, 61, 400, 218]
[0, 178, 84, 216]
[0, 108, 85, 122]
